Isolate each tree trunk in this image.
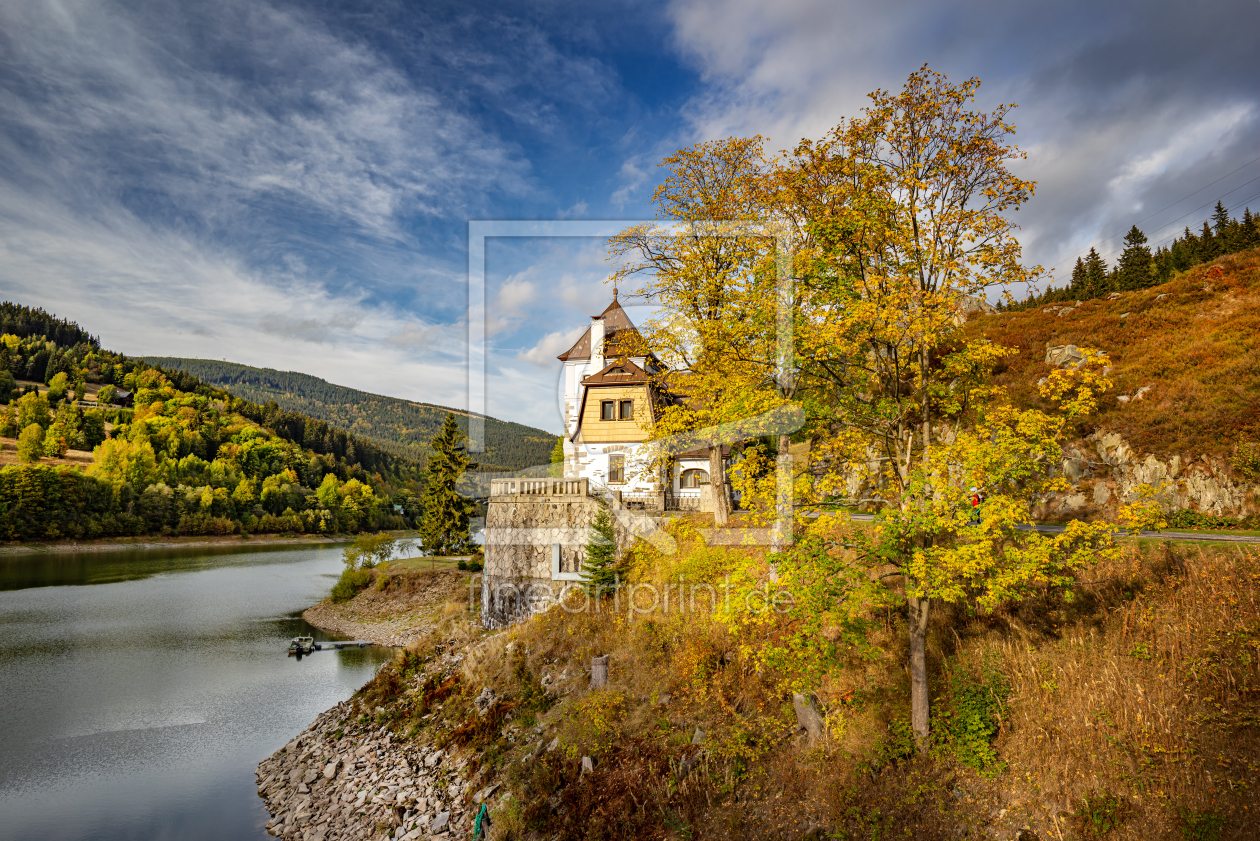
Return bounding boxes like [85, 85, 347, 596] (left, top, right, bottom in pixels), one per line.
[771, 432, 792, 553]
[907, 590, 931, 753]
[708, 444, 729, 526]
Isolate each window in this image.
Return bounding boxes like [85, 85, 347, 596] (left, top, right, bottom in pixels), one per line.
[680, 468, 709, 488]
[601, 400, 616, 420]
[609, 454, 625, 483]
[619, 399, 633, 420]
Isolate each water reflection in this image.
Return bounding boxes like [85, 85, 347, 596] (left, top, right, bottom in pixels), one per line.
[0, 543, 395, 841]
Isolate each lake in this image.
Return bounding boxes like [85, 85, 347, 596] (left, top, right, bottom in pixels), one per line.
[0, 542, 395, 841]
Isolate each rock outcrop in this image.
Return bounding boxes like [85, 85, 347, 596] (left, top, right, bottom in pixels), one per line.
[1037, 429, 1258, 520]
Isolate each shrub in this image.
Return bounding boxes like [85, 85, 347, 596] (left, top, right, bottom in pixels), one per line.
[457, 559, 468, 570]
[330, 567, 372, 603]
[1179, 807, 1225, 841]
[930, 654, 1010, 774]
[1233, 440, 1260, 483]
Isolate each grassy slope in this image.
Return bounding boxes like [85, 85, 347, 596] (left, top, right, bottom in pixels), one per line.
[969, 247, 1260, 464]
[347, 532, 1260, 841]
[145, 357, 558, 473]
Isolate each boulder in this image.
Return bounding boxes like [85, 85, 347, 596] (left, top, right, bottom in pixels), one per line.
[1044, 345, 1085, 368]
[581, 756, 595, 774]
[430, 811, 450, 833]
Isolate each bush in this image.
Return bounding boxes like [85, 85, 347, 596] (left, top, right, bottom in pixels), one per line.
[1233, 440, 1260, 483]
[457, 559, 468, 570]
[930, 654, 1010, 774]
[1179, 807, 1225, 841]
[330, 567, 372, 603]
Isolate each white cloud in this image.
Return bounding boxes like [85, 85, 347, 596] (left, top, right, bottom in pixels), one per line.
[519, 326, 588, 366]
[610, 156, 649, 207]
[664, 0, 1260, 287]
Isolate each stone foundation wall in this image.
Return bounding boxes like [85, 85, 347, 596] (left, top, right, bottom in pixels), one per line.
[480, 495, 635, 628]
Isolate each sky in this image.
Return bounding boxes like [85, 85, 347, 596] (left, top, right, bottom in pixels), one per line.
[2, 0, 1258, 436]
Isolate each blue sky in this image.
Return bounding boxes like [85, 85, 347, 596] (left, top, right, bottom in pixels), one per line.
[2, 0, 1258, 435]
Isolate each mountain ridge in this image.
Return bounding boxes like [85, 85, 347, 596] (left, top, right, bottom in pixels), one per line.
[145, 357, 557, 473]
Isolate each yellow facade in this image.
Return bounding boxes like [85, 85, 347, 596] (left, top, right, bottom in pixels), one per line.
[577, 384, 653, 443]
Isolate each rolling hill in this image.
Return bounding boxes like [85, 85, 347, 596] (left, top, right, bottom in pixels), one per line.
[145, 358, 558, 473]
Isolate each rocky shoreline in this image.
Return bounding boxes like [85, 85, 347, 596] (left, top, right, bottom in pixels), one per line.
[256, 701, 485, 841]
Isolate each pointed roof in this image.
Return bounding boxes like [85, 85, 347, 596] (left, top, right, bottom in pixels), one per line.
[556, 294, 648, 361]
[581, 358, 650, 387]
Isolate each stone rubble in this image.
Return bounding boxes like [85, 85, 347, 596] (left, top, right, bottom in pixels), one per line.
[256, 702, 475, 840]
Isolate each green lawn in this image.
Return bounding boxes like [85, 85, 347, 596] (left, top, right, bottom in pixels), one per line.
[389, 555, 477, 573]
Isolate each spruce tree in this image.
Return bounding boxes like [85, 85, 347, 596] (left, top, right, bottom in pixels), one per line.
[1083, 248, 1109, 297]
[1199, 221, 1217, 261]
[580, 504, 621, 596]
[1115, 226, 1153, 290]
[419, 413, 476, 556]
[1243, 208, 1259, 250]
[1212, 200, 1232, 237]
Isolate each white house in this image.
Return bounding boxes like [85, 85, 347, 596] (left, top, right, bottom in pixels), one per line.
[556, 292, 725, 512]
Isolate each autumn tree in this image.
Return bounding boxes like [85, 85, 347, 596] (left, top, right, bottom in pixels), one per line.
[17, 423, 44, 463]
[609, 137, 789, 529]
[419, 413, 476, 555]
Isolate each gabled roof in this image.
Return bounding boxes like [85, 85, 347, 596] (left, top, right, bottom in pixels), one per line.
[581, 358, 650, 387]
[556, 296, 649, 361]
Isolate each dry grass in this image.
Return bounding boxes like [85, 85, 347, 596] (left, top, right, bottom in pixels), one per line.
[972, 247, 1260, 465]
[349, 526, 1260, 841]
[993, 543, 1260, 838]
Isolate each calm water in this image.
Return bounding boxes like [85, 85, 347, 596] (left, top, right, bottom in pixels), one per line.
[0, 542, 396, 841]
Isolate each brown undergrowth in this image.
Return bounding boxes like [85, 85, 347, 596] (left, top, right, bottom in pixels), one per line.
[345, 526, 1260, 841]
[969, 247, 1260, 471]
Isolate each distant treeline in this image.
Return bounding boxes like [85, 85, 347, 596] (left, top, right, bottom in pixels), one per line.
[146, 357, 558, 473]
[0, 302, 99, 349]
[1004, 202, 1260, 310]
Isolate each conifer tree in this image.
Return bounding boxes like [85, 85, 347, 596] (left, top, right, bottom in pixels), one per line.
[579, 504, 620, 596]
[1115, 225, 1154, 290]
[1199, 221, 1217, 261]
[419, 413, 476, 556]
[1212, 200, 1232, 236]
[1069, 257, 1087, 295]
[1243, 208, 1259, 250]
[1083, 248, 1109, 297]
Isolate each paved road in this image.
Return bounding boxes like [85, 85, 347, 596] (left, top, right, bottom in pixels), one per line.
[834, 512, 1260, 544]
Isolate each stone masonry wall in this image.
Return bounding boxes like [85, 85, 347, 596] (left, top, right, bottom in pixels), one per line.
[480, 496, 635, 629]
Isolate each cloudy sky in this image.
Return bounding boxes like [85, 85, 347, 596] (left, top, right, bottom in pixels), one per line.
[2, 0, 1258, 435]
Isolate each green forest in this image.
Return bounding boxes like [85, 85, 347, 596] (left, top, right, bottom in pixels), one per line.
[145, 357, 557, 473]
[1005, 201, 1260, 309]
[0, 302, 431, 541]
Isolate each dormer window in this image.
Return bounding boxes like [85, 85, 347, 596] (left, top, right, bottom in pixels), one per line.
[601, 400, 616, 420]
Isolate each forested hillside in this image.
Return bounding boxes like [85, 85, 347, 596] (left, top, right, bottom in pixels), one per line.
[1, 302, 426, 541]
[146, 358, 557, 473]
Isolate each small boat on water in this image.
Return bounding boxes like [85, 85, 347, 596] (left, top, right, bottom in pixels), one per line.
[287, 636, 315, 656]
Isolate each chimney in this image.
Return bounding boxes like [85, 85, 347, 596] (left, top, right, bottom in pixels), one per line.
[590, 316, 605, 370]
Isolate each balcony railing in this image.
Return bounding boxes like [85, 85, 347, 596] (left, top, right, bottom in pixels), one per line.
[489, 477, 589, 498]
